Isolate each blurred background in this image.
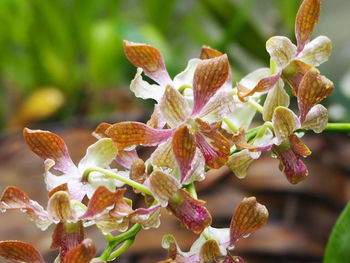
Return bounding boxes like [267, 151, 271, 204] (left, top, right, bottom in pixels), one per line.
[0, 0, 350, 131]
[0, 0, 350, 262]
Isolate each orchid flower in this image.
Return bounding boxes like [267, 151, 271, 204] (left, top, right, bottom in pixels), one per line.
[0, 238, 98, 263]
[159, 197, 268, 263]
[0, 183, 162, 260]
[23, 128, 129, 201]
[237, 0, 333, 123]
[104, 45, 235, 181]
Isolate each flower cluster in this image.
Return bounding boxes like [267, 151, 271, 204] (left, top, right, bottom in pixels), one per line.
[0, 0, 334, 262]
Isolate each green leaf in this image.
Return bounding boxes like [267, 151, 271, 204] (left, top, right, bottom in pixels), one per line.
[324, 201, 350, 263]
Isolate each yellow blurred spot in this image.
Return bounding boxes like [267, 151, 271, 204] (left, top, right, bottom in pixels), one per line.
[12, 87, 64, 128]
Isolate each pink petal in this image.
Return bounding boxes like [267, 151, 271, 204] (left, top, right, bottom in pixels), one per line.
[80, 186, 120, 219]
[297, 68, 334, 123]
[273, 141, 309, 184]
[123, 40, 171, 86]
[237, 73, 281, 102]
[0, 241, 45, 263]
[0, 186, 50, 230]
[168, 189, 212, 234]
[172, 126, 197, 183]
[63, 239, 96, 263]
[51, 222, 84, 261]
[116, 149, 139, 169]
[295, 0, 321, 53]
[195, 119, 230, 169]
[230, 197, 268, 244]
[23, 128, 76, 174]
[192, 55, 230, 115]
[105, 121, 173, 149]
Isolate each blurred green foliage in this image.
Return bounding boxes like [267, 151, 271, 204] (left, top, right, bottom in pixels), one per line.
[1, 0, 348, 130]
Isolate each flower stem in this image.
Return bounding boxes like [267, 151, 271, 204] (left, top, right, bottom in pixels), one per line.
[83, 167, 152, 196]
[99, 223, 142, 261]
[246, 99, 263, 113]
[108, 238, 135, 261]
[310, 123, 350, 134]
[223, 118, 238, 133]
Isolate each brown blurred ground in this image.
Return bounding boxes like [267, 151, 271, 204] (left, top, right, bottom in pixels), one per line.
[0, 122, 349, 263]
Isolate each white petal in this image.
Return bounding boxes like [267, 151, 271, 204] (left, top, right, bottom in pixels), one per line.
[298, 36, 332, 67]
[130, 67, 165, 102]
[266, 36, 297, 70]
[173, 58, 201, 90]
[199, 91, 235, 123]
[262, 80, 290, 121]
[78, 138, 118, 172]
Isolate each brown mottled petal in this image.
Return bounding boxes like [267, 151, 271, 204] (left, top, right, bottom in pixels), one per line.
[272, 106, 300, 143]
[123, 40, 171, 86]
[80, 186, 119, 219]
[105, 121, 173, 149]
[0, 186, 31, 208]
[195, 119, 230, 169]
[0, 241, 45, 263]
[115, 149, 139, 169]
[23, 128, 75, 173]
[147, 103, 167, 129]
[48, 183, 69, 198]
[149, 171, 181, 207]
[237, 73, 281, 102]
[232, 128, 272, 152]
[0, 186, 50, 230]
[199, 239, 222, 261]
[226, 150, 255, 179]
[297, 68, 334, 122]
[94, 213, 130, 233]
[160, 85, 191, 128]
[282, 60, 313, 95]
[262, 80, 290, 122]
[168, 189, 212, 234]
[230, 197, 268, 244]
[172, 126, 196, 182]
[198, 91, 235, 123]
[48, 191, 75, 222]
[130, 158, 146, 184]
[192, 55, 230, 114]
[295, 0, 321, 52]
[298, 36, 332, 66]
[301, 104, 328, 133]
[200, 46, 224, 59]
[63, 239, 96, 263]
[266, 36, 297, 70]
[131, 205, 162, 229]
[109, 189, 134, 219]
[51, 222, 84, 261]
[273, 143, 309, 184]
[289, 134, 312, 157]
[93, 122, 112, 139]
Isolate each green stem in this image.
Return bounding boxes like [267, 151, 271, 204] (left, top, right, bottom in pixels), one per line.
[83, 167, 152, 195]
[223, 118, 238, 133]
[108, 238, 135, 261]
[307, 123, 350, 134]
[246, 99, 263, 113]
[99, 223, 142, 261]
